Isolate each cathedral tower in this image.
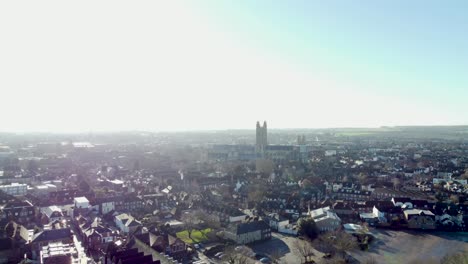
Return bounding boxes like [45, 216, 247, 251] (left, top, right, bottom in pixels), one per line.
[256, 121, 268, 156]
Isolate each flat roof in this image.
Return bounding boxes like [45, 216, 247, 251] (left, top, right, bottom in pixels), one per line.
[74, 197, 89, 203]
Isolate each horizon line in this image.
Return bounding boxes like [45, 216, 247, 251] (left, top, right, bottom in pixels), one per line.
[1, 124, 468, 135]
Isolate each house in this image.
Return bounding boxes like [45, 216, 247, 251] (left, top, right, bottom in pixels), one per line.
[39, 241, 80, 264]
[48, 189, 82, 205]
[129, 232, 185, 263]
[79, 218, 116, 251]
[333, 201, 357, 217]
[40, 206, 64, 224]
[106, 248, 162, 264]
[391, 197, 413, 209]
[166, 235, 187, 259]
[264, 213, 298, 235]
[90, 197, 115, 214]
[404, 209, 436, 230]
[224, 220, 271, 244]
[264, 213, 289, 231]
[373, 205, 403, 224]
[133, 232, 167, 253]
[83, 226, 114, 251]
[333, 189, 372, 201]
[114, 213, 141, 234]
[0, 183, 27, 196]
[411, 200, 432, 209]
[202, 204, 247, 223]
[114, 195, 144, 212]
[309, 207, 341, 232]
[30, 228, 73, 259]
[0, 200, 35, 227]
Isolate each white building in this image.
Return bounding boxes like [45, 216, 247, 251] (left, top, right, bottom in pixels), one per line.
[74, 197, 89, 209]
[309, 206, 341, 232]
[114, 213, 141, 234]
[40, 206, 64, 223]
[224, 220, 271, 244]
[0, 183, 27, 196]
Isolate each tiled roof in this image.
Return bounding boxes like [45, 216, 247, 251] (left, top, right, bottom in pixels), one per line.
[235, 220, 270, 235]
[31, 228, 72, 243]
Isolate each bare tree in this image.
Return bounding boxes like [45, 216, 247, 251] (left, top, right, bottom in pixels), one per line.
[449, 194, 459, 204]
[333, 231, 358, 256]
[294, 239, 315, 263]
[181, 211, 200, 239]
[392, 177, 401, 190]
[222, 247, 250, 264]
[357, 172, 368, 182]
[461, 170, 468, 180]
[268, 249, 285, 264]
[320, 230, 358, 260]
[247, 182, 267, 207]
[194, 209, 220, 229]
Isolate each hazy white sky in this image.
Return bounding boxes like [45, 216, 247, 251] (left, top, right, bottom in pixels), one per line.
[0, 1, 465, 132]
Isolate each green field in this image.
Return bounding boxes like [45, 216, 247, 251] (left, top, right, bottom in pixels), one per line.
[176, 228, 212, 244]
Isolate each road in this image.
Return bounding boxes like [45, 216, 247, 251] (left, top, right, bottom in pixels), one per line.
[73, 233, 89, 264]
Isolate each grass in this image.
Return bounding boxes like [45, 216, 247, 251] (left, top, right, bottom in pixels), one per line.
[176, 228, 212, 244]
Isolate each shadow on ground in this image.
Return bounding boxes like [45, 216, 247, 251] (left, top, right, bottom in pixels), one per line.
[249, 237, 291, 257]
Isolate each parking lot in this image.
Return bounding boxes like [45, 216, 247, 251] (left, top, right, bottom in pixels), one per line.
[349, 229, 468, 264]
[250, 233, 324, 264]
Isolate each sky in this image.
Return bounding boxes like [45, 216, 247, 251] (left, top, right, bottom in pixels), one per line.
[0, 1, 467, 132]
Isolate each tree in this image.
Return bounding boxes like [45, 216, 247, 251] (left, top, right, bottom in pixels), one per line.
[268, 249, 285, 264]
[333, 231, 358, 254]
[181, 211, 201, 239]
[449, 194, 459, 204]
[78, 179, 91, 193]
[438, 180, 447, 187]
[27, 159, 39, 173]
[320, 230, 358, 260]
[357, 172, 368, 182]
[461, 170, 468, 180]
[301, 179, 312, 188]
[297, 218, 319, 240]
[392, 177, 401, 190]
[247, 182, 267, 208]
[222, 247, 250, 264]
[194, 210, 220, 229]
[294, 239, 315, 264]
